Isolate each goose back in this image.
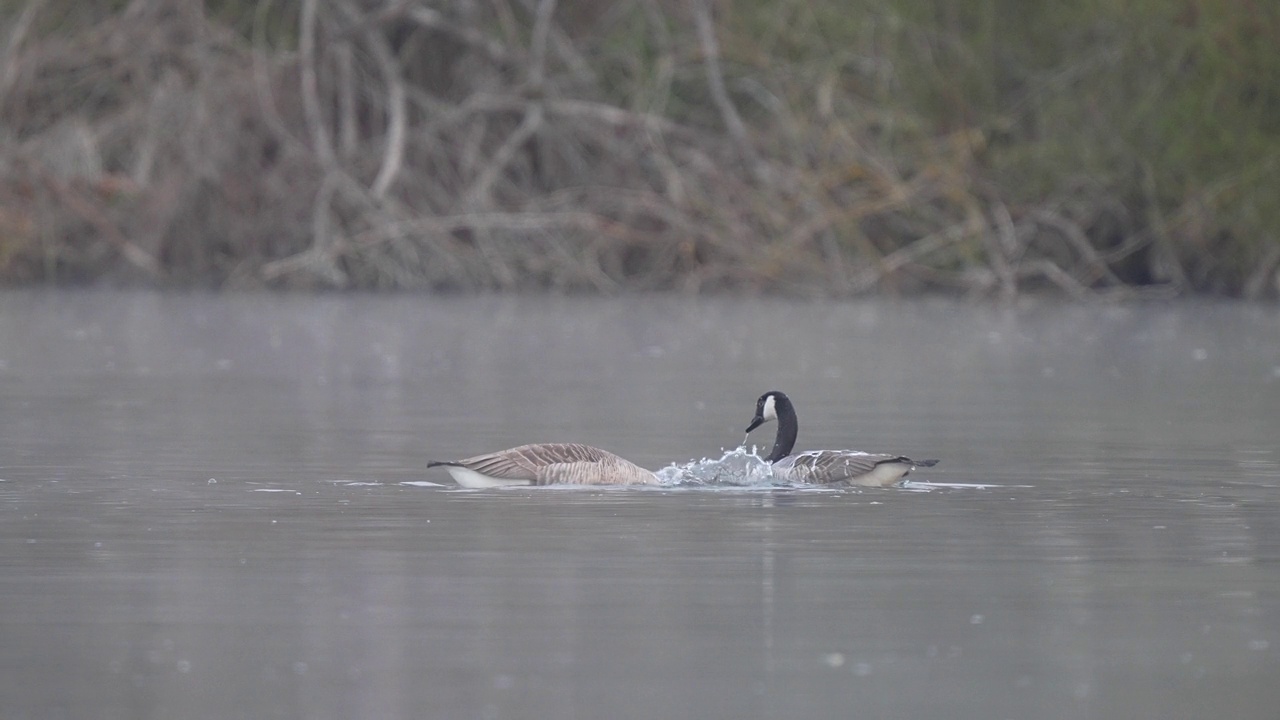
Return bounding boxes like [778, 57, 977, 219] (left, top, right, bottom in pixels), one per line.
[777, 451, 938, 487]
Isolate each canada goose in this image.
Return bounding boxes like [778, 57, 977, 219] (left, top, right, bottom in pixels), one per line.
[428, 443, 659, 488]
[744, 390, 938, 487]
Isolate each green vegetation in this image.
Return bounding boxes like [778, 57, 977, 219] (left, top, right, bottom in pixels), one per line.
[0, 0, 1276, 297]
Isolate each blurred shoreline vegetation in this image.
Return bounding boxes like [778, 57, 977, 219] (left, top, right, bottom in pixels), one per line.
[0, 0, 1277, 297]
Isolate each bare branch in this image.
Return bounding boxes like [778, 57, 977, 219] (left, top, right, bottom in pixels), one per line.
[404, 5, 513, 67]
[334, 41, 357, 158]
[691, 0, 749, 151]
[250, 0, 307, 156]
[1019, 260, 1098, 301]
[464, 104, 544, 207]
[299, 0, 335, 167]
[514, 0, 595, 85]
[1141, 160, 1188, 289]
[1243, 242, 1280, 300]
[982, 199, 1017, 302]
[528, 0, 557, 91]
[332, 0, 406, 198]
[1034, 209, 1127, 288]
[0, 0, 43, 105]
[37, 169, 162, 278]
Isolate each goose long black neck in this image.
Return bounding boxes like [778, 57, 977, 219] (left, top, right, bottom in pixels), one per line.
[766, 396, 798, 463]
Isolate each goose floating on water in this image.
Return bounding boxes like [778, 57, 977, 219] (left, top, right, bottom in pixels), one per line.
[429, 443, 658, 488]
[744, 390, 938, 487]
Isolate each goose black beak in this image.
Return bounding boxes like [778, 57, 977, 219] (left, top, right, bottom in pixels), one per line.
[745, 416, 764, 433]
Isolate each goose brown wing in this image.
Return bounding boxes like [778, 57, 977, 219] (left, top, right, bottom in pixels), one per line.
[456, 443, 619, 481]
[793, 450, 887, 474]
[781, 451, 903, 484]
[535, 459, 656, 486]
[527, 444, 655, 486]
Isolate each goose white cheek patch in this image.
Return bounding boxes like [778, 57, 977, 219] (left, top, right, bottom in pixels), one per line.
[761, 394, 777, 422]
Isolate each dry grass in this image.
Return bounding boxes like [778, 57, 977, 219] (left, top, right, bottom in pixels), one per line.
[0, 0, 1274, 298]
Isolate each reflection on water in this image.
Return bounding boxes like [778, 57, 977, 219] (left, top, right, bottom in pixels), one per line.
[1, 291, 1278, 720]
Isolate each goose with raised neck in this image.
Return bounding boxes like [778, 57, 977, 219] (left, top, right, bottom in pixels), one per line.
[745, 390, 938, 487]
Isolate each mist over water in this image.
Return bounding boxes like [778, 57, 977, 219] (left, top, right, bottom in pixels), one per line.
[2, 291, 1278, 720]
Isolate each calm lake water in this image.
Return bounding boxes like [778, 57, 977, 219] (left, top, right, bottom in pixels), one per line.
[1, 290, 1278, 720]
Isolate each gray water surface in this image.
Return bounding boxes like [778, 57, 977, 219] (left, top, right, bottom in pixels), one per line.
[1, 291, 1278, 720]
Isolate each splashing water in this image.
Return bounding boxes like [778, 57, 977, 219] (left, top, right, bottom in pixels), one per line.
[656, 446, 802, 487]
[654, 447, 1005, 492]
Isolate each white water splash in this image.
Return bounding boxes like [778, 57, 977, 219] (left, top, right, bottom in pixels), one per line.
[656, 446, 802, 487]
[655, 447, 1007, 491]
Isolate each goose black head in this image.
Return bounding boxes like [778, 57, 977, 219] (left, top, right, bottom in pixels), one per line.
[745, 390, 789, 433]
[745, 391, 798, 463]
